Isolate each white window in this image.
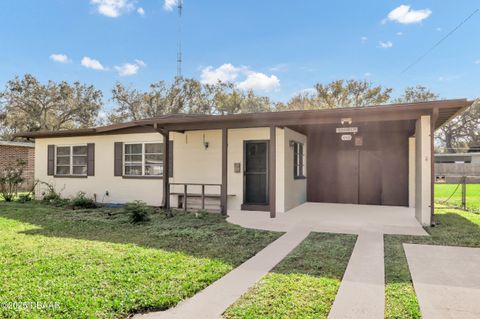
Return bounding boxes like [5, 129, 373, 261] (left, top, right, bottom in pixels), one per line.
[293, 142, 305, 179]
[124, 142, 163, 176]
[55, 145, 87, 176]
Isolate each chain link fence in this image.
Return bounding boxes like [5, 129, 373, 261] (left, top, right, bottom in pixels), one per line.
[435, 176, 480, 213]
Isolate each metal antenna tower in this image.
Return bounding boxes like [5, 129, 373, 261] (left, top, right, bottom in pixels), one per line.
[176, 0, 183, 78]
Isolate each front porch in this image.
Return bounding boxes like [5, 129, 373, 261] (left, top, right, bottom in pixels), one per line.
[228, 202, 428, 235]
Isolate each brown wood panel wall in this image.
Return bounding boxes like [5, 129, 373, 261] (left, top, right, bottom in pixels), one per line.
[306, 123, 409, 206]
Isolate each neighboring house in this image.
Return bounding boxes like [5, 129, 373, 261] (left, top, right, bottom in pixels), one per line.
[0, 140, 35, 190]
[435, 152, 480, 183]
[16, 99, 472, 226]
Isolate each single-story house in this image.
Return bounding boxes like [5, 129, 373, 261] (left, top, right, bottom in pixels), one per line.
[0, 140, 35, 190]
[16, 99, 472, 226]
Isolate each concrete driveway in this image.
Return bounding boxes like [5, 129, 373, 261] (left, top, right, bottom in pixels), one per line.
[227, 202, 428, 236]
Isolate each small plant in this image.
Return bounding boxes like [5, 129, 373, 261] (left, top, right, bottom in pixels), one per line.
[0, 159, 26, 202]
[17, 193, 32, 203]
[71, 192, 97, 209]
[41, 181, 62, 202]
[124, 201, 152, 223]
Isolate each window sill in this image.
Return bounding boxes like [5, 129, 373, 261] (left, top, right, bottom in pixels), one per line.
[53, 175, 88, 178]
[294, 176, 306, 180]
[122, 175, 163, 180]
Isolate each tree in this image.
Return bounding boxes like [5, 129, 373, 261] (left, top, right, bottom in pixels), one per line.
[395, 85, 480, 153]
[108, 78, 272, 123]
[283, 79, 392, 110]
[393, 85, 439, 103]
[0, 74, 102, 139]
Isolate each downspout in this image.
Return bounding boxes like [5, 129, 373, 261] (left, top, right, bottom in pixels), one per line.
[430, 108, 439, 226]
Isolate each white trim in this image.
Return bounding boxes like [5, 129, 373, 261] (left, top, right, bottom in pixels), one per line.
[54, 144, 88, 176]
[123, 141, 163, 177]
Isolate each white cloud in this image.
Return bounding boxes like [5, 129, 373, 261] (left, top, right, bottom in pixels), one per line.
[50, 54, 70, 63]
[201, 64, 243, 84]
[81, 57, 106, 70]
[364, 72, 372, 77]
[436, 27, 442, 32]
[134, 59, 146, 67]
[115, 63, 139, 76]
[164, 0, 178, 11]
[386, 5, 432, 24]
[114, 59, 146, 76]
[396, 31, 404, 36]
[238, 72, 280, 91]
[137, 7, 145, 16]
[475, 59, 480, 65]
[200, 63, 280, 92]
[378, 41, 393, 49]
[90, 0, 135, 18]
[361, 36, 368, 43]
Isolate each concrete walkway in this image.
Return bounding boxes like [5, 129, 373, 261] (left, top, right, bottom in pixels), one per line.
[328, 232, 385, 319]
[134, 227, 310, 319]
[135, 203, 428, 319]
[404, 244, 480, 319]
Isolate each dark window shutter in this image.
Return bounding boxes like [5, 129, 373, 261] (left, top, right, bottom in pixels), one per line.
[168, 141, 174, 178]
[87, 143, 95, 176]
[114, 142, 123, 176]
[47, 145, 55, 176]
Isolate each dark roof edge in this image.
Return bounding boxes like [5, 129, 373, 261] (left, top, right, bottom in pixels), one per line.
[14, 99, 470, 139]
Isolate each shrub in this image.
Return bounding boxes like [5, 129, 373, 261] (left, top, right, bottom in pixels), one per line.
[17, 193, 32, 203]
[0, 159, 26, 202]
[71, 192, 97, 209]
[124, 201, 152, 223]
[41, 182, 62, 202]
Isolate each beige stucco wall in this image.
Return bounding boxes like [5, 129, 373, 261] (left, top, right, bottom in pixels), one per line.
[35, 133, 165, 205]
[226, 127, 286, 212]
[35, 127, 307, 212]
[283, 128, 307, 211]
[415, 115, 432, 225]
[170, 130, 222, 197]
[409, 137, 416, 208]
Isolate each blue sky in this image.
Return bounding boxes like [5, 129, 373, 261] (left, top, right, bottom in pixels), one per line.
[0, 0, 478, 109]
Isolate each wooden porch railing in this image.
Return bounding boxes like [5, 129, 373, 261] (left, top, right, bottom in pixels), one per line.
[169, 183, 222, 211]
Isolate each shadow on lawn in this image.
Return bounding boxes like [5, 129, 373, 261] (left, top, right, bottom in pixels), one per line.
[0, 202, 282, 267]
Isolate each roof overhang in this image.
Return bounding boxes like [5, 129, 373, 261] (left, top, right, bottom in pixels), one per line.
[15, 99, 473, 139]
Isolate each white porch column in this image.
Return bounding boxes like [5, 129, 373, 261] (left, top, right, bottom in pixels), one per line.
[408, 137, 416, 208]
[415, 115, 432, 225]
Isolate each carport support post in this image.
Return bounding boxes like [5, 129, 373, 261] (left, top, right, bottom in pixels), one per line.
[161, 129, 170, 210]
[221, 128, 228, 215]
[269, 126, 276, 218]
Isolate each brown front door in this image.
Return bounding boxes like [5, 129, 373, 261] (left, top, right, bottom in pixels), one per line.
[243, 141, 269, 207]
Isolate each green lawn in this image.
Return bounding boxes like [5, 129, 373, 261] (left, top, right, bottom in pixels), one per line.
[435, 184, 480, 211]
[0, 202, 281, 319]
[385, 206, 480, 319]
[224, 232, 357, 319]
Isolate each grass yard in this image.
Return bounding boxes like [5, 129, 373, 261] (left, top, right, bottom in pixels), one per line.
[385, 206, 480, 319]
[224, 232, 357, 319]
[435, 184, 480, 211]
[0, 202, 281, 319]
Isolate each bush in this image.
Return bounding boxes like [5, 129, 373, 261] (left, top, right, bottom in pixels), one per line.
[71, 192, 97, 209]
[0, 159, 26, 202]
[17, 193, 32, 203]
[124, 201, 152, 223]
